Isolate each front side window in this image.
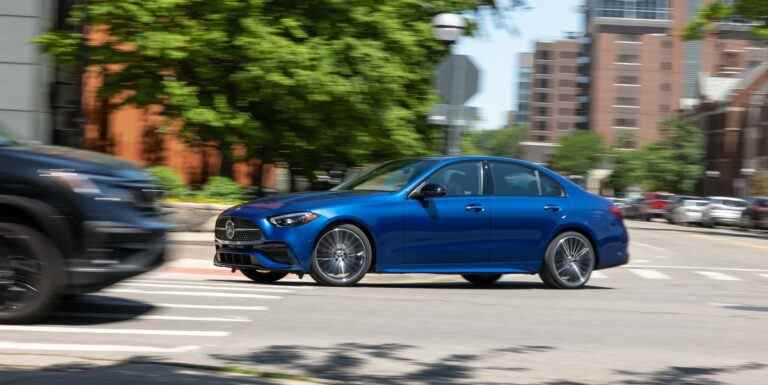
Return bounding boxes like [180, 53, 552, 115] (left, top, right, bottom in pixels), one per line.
[489, 162, 539, 196]
[540, 173, 565, 197]
[426, 162, 483, 197]
[334, 159, 436, 192]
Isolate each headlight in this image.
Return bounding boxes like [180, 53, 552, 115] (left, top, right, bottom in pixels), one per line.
[44, 171, 101, 194]
[269, 212, 318, 227]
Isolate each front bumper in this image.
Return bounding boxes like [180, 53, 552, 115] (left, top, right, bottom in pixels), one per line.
[214, 241, 303, 272]
[65, 220, 170, 294]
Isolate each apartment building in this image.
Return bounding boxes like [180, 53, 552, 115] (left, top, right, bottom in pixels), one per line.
[520, 39, 584, 163]
[584, 0, 768, 148]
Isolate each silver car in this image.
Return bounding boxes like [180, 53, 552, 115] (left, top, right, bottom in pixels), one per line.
[670, 199, 709, 225]
[701, 197, 748, 227]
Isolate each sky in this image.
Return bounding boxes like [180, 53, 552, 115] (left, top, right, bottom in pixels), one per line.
[454, 0, 584, 130]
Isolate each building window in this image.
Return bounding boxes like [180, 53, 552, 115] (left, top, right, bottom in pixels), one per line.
[559, 51, 579, 59]
[534, 78, 551, 88]
[614, 118, 637, 128]
[660, 62, 672, 70]
[616, 75, 639, 85]
[536, 107, 550, 116]
[748, 60, 762, 69]
[616, 54, 640, 63]
[535, 93, 550, 103]
[536, 135, 548, 142]
[535, 121, 548, 130]
[536, 50, 552, 60]
[722, 52, 740, 68]
[615, 96, 638, 106]
[617, 34, 641, 42]
[558, 79, 575, 87]
[537, 64, 552, 74]
[558, 108, 573, 116]
[558, 93, 575, 102]
[559, 65, 577, 73]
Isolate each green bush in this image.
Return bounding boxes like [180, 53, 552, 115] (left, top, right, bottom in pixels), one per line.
[146, 166, 189, 198]
[199, 176, 245, 201]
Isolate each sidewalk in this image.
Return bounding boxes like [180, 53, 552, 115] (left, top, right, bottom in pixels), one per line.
[168, 231, 215, 245]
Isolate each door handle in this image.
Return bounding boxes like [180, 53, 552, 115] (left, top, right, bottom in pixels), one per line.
[465, 204, 485, 213]
[544, 204, 561, 212]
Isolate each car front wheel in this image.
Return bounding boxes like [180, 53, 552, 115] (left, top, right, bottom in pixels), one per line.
[540, 231, 595, 289]
[309, 224, 372, 286]
[0, 223, 64, 324]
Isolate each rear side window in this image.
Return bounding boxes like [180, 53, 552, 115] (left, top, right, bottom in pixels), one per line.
[540, 173, 565, 197]
[489, 162, 539, 196]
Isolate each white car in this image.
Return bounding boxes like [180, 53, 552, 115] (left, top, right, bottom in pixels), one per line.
[670, 199, 709, 225]
[701, 197, 748, 227]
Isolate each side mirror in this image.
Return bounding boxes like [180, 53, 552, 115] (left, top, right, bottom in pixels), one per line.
[417, 183, 447, 199]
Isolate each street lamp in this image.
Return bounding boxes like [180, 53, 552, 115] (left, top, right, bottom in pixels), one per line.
[431, 13, 468, 155]
[431, 13, 467, 44]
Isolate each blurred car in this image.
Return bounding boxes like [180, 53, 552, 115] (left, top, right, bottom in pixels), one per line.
[701, 197, 748, 227]
[0, 133, 171, 323]
[607, 197, 627, 209]
[668, 198, 710, 225]
[621, 197, 644, 219]
[640, 192, 673, 221]
[214, 156, 629, 289]
[740, 196, 768, 230]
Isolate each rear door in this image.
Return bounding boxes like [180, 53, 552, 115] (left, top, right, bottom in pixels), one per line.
[485, 162, 565, 271]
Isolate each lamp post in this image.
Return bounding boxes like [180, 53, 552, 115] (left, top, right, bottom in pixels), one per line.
[432, 13, 467, 155]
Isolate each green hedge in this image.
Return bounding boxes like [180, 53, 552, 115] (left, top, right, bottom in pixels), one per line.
[146, 166, 189, 198]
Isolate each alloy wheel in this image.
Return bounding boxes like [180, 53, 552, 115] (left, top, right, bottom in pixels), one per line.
[313, 227, 369, 284]
[0, 234, 43, 314]
[552, 235, 594, 286]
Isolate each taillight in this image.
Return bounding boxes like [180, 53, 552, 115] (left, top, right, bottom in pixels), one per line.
[609, 205, 623, 220]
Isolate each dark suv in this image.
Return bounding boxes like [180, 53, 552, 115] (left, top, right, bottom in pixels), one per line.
[0, 134, 170, 323]
[741, 197, 768, 230]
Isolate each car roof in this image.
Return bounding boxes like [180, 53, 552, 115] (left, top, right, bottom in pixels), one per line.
[707, 196, 746, 201]
[422, 155, 544, 168]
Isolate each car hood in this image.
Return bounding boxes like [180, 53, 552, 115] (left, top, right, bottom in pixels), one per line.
[3, 144, 148, 179]
[226, 190, 391, 217]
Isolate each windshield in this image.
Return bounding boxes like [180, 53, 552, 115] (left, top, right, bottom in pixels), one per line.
[333, 159, 436, 192]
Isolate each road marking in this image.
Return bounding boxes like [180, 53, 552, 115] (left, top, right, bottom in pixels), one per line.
[119, 282, 294, 293]
[689, 234, 768, 251]
[629, 269, 670, 280]
[134, 276, 317, 289]
[0, 325, 228, 337]
[633, 242, 668, 252]
[75, 297, 268, 311]
[759, 274, 768, 279]
[105, 288, 282, 299]
[53, 312, 251, 323]
[695, 271, 742, 281]
[0, 342, 200, 353]
[633, 259, 650, 263]
[168, 258, 216, 268]
[624, 265, 768, 273]
[591, 271, 607, 279]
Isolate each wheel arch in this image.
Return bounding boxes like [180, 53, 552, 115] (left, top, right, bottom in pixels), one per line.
[0, 195, 75, 259]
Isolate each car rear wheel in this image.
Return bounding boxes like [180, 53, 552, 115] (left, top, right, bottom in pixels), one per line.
[462, 274, 502, 286]
[0, 223, 64, 324]
[540, 231, 595, 289]
[310, 224, 372, 286]
[240, 269, 288, 283]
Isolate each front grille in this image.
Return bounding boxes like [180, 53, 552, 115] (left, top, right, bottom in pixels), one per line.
[217, 253, 254, 266]
[215, 216, 263, 242]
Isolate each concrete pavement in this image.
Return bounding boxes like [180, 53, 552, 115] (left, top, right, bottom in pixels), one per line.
[2, 220, 767, 384]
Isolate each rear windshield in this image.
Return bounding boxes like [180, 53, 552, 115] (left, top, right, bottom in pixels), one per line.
[722, 200, 747, 208]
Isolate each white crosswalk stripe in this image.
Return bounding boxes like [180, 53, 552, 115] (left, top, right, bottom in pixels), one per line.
[695, 271, 742, 281]
[629, 269, 670, 280]
[759, 274, 768, 280]
[53, 312, 251, 322]
[590, 271, 608, 279]
[0, 341, 200, 353]
[0, 325, 228, 337]
[119, 281, 294, 293]
[75, 297, 269, 311]
[105, 288, 282, 299]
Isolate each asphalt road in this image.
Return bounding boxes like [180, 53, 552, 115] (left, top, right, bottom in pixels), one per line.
[1, 220, 768, 385]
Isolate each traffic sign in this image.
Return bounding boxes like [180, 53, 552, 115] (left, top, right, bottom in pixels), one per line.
[435, 55, 480, 105]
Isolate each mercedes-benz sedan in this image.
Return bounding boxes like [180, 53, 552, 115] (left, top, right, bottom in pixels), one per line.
[213, 156, 629, 289]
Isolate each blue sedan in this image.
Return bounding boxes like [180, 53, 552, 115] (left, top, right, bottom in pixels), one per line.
[213, 156, 629, 288]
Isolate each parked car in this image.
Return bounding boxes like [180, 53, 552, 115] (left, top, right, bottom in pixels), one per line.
[0, 133, 170, 323]
[668, 198, 710, 225]
[213, 156, 630, 289]
[621, 197, 644, 219]
[740, 196, 768, 230]
[640, 192, 674, 221]
[701, 197, 749, 227]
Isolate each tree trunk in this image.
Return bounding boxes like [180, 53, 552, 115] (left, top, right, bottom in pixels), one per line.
[251, 160, 265, 197]
[219, 143, 234, 179]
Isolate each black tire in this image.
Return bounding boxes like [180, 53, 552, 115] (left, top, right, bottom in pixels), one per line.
[240, 269, 288, 283]
[309, 224, 372, 286]
[0, 223, 64, 324]
[462, 274, 502, 286]
[539, 231, 595, 289]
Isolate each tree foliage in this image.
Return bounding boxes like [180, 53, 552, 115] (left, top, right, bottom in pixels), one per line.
[550, 131, 604, 177]
[463, 125, 527, 157]
[684, 0, 768, 40]
[37, 0, 524, 188]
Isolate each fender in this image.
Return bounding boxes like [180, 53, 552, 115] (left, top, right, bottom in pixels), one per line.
[0, 194, 76, 259]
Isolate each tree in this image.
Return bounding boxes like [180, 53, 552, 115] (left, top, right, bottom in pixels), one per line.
[36, 0, 524, 190]
[550, 131, 604, 177]
[684, 0, 768, 40]
[606, 150, 645, 194]
[640, 118, 705, 193]
[463, 124, 527, 157]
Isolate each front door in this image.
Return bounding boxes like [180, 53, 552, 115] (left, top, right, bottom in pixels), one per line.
[399, 161, 491, 270]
